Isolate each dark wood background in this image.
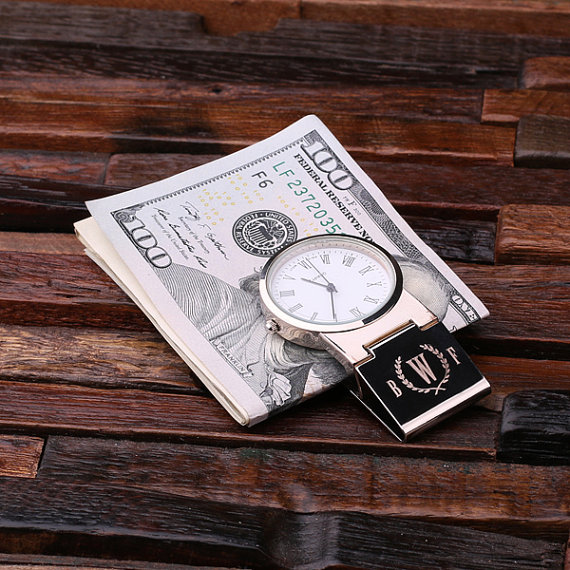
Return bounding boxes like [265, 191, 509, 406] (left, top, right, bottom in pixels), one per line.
[0, 1, 569, 568]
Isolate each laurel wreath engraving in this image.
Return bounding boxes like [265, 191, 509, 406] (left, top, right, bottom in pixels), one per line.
[395, 344, 450, 395]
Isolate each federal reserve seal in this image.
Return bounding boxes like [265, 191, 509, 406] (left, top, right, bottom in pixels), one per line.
[233, 210, 297, 257]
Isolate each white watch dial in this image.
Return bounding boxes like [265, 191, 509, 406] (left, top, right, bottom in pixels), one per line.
[264, 234, 400, 327]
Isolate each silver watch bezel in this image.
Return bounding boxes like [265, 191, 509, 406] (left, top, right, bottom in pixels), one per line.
[259, 234, 404, 341]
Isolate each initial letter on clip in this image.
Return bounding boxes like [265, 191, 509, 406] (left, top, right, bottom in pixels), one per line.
[387, 380, 402, 398]
[406, 352, 437, 385]
[446, 346, 461, 365]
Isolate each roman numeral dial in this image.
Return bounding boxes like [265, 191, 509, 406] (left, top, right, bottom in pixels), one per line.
[262, 235, 401, 329]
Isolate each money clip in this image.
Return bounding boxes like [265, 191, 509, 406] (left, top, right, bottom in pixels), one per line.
[350, 322, 491, 441]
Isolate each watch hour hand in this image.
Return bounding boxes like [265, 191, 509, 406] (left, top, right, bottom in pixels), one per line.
[301, 277, 338, 293]
[300, 277, 328, 288]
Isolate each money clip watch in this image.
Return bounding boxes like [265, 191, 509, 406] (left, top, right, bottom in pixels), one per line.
[259, 234, 491, 441]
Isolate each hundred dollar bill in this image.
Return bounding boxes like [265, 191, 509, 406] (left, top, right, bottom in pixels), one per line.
[76, 115, 488, 426]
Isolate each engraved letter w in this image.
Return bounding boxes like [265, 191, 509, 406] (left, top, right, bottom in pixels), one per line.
[406, 352, 437, 385]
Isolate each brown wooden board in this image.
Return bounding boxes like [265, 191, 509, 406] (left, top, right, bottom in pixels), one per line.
[0, 478, 566, 567]
[1, 250, 568, 356]
[0, 232, 83, 255]
[0, 175, 124, 232]
[498, 390, 570, 466]
[303, 0, 570, 38]
[1, 0, 569, 566]
[0, 98, 516, 163]
[0, 150, 107, 183]
[0, 78, 484, 125]
[496, 204, 570, 264]
[514, 115, 570, 169]
[106, 153, 570, 207]
[482, 89, 570, 125]
[0, 175, 498, 261]
[451, 263, 570, 358]
[520, 57, 570, 90]
[0, 436, 566, 540]
[1, 324, 569, 412]
[0, 324, 201, 393]
[1, 3, 570, 88]
[1, 1, 568, 69]
[9, 0, 570, 39]
[0, 553, 213, 570]
[0, 435, 43, 478]
[0, 379, 498, 460]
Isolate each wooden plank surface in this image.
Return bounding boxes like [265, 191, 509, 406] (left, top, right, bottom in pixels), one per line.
[520, 56, 570, 90]
[303, 0, 570, 38]
[499, 391, 570, 466]
[0, 178, 498, 261]
[0, 0, 569, 567]
[0, 150, 107, 183]
[482, 89, 570, 125]
[0, 436, 44, 478]
[0, 78, 484, 124]
[0, 555, 207, 570]
[514, 115, 570, 168]
[0, 99, 515, 163]
[9, 436, 570, 538]
[0, 477, 566, 567]
[2, 249, 569, 352]
[496, 204, 570, 264]
[9, 0, 570, 39]
[1, 2, 570, 89]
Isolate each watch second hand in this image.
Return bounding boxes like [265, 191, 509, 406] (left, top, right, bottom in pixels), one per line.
[330, 288, 337, 321]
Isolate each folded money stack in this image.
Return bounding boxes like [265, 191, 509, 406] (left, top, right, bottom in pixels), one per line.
[75, 115, 488, 426]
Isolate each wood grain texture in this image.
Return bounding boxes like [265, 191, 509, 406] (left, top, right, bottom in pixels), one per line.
[0, 325, 200, 393]
[0, 0, 569, 565]
[0, 98, 515, 164]
[498, 391, 570, 466]
[496, 204, 570, 264]
[0, 175, 123, 232]
[0, 435, 44, 478]
[452, 263, 570, 358]
[0, 41, 518, 90]
[1, 3, 570, 89]
[0, 554, 208, 570]
[514, 115, 570, 169]
[106, 153, 570, 207]
[0, 151, 107, 183]
[25, 436, 570, 539]
[0, 251, 151, 330]
[475, 355, 570, 413]
[7, 0, 570, 39]
[0, 1, 568, 67]
[3, 250, 569, 355]
[0, 175, 497, 261]
[482, 89, 570, 125]
[1, 324, 569, 413]
[0, 478, 565, 566]
[0, 379, 498, 460]
[520, 57, 570, 91]
[1, 0, 300, 37]
[0, 232, 83, 255]
[0, 77, 484, 124]
[303, 0, 570, 37]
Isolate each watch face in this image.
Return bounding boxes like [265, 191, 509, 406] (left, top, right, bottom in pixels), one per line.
[260, 234, 403, 332]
